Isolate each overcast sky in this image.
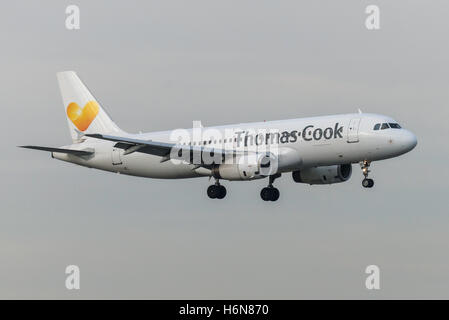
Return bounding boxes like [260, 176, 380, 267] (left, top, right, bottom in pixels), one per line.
[1, 0, 448, 299]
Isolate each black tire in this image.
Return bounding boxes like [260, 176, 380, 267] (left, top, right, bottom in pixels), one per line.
[260, 187, 270, 201]
[216, 185, 227, 199]
[207, 185, 218, 199]
[270, 188, 280, 201]
[368, 179, 374, 188]
[362, 179, 370, 188]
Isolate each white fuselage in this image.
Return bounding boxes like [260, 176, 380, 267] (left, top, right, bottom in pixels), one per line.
[52, 113, 417, 180]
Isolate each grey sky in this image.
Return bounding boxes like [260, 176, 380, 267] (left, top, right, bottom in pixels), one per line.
[1, 0, 448, 298]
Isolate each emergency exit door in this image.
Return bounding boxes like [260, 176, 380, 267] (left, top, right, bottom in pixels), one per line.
[347, 118, 361, 143]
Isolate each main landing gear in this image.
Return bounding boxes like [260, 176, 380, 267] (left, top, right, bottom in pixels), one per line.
[206, 174, 282, 201]
[207, 180, 227, 199]
[360, 160, 374, 188]
[260, 174, 281, 201]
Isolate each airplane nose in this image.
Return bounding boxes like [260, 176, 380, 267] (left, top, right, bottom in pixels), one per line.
[398, 130, 417, 153]
[406, 130, 417, 151]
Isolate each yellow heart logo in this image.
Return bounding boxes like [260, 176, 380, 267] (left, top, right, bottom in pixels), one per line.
[66, 101, 99, 131]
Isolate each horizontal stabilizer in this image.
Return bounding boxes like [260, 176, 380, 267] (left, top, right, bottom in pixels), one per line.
[19, 146, 94, 156]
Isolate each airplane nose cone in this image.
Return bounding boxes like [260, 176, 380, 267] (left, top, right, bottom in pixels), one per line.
[397, 130, 417, 153]
[405, 130, 417, 151]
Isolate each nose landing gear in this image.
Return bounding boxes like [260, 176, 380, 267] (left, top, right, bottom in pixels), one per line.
[360, 160, 374, 188]
[260, 174, 281, 201]
[207, 179, 227, 199]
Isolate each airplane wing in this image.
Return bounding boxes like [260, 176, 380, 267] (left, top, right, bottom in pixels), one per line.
[85, 133, 242, 165]
[85, 134, 178, 157]
[19, 146, 94, 156]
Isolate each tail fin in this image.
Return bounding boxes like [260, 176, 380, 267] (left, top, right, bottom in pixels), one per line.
[57, 71, 124, 142]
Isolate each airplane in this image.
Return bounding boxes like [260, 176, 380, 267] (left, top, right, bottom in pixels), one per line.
[20, 71, 417, 201]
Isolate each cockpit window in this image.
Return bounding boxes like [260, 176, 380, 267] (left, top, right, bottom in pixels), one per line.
[389, 123, 401, 129]
[373, 123, 380, 130]
[381, 123, 390, 130]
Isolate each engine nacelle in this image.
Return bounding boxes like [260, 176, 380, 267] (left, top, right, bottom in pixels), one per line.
[292, 164, 352, 185]
[212, 148, 303, 181]
[212, 154, 264, 181]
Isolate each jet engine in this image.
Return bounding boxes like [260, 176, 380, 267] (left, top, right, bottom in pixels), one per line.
[292, 164, 352, 185]
[211, 148, 302, 181]
[211, 153, 265, 181]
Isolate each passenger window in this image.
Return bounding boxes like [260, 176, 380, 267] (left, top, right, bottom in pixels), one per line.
[381, 123, 390, 130]
[373, 123, 380, 130]
[389, 123, 401, 129]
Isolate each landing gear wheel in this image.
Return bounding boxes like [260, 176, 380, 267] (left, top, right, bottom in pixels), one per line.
[216, 185, 227, 199]
[362, 178, 369, 188]
[360, 160, 374, 189]
[260, 174, 281, 201]
[270, 188, 280, 201]
[362, 178, 374, 188]
[207, 184, 227, 199]
[207, 185, 218, 199]
[260, 187, 271, 201]
[260, 187, 280, 201]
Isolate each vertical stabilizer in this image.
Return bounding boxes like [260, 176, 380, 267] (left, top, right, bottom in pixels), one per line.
[57, 71, 124, 142]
